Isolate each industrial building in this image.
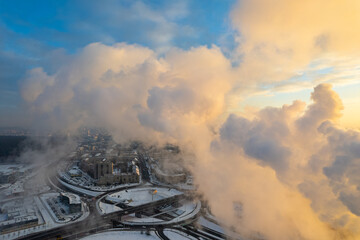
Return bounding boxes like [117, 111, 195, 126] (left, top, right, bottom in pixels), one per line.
[0, 215, 38, 233]
[0, 202, 39, 233]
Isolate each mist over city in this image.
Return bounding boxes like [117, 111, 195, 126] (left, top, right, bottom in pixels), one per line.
[1, 1, 360, 240]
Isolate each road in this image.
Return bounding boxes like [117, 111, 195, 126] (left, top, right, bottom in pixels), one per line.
[16, 154, 228, 240]
[18, 160, 189, 240]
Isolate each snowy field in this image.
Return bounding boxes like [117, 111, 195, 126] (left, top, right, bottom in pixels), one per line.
[79, 230, 161, 240]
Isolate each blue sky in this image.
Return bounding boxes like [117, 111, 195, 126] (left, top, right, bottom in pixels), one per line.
[0, 0, 236, 118]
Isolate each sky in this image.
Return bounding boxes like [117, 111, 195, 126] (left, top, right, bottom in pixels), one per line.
[0, 0, 236, 126]
[1, 0, 359, 129]
[0, 0, 234, 118]
[2, 1, 360, 239]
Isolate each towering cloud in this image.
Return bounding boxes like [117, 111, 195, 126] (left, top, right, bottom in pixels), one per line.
[19, 0, 360, 239]
[21, 43, 234, 145]
[206, 84, 360, 239]
[297, 84, 343, 131]
[231, 0, 360, 86]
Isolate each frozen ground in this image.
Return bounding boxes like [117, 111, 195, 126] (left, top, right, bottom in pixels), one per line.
[79, 230, 161, 240]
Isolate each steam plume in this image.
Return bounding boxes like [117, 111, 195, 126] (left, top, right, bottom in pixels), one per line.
[18, 0, 360, 239]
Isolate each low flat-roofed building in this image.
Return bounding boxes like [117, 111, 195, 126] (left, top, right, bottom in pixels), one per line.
[0, 214, 38, 233]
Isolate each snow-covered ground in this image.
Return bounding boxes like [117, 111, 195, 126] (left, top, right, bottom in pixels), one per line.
[0, 164, 34, 175]
[24, 173, 51, 195]
[105, 187, 182, 207]
[149, 177, 196, 191]
[98, 202, 122, 214]
[58, 166, 141, 192]
[171, 182, 196, 191]
[39, 192, 86, 223]
[0, 194, 89, 240]
[97, 187, 184, 216]
[57, 177, 104, 197]
[0, 184, 10, 193]
[163, 229, 197, 240]
[124, 216, 164, 223]
[96, 186, 200, 226]
[122, 200, 201, 226]
[79, 230, 161, 240]
[198, 216, 225, 234]
[36, 193, 89, 227]
[198, 214, 246, 240]
[165, 200, 201, 224]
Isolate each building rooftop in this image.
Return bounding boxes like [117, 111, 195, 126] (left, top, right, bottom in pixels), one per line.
[60, 192, 81, 205]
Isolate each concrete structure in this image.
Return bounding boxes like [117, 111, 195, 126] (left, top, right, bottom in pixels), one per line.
[97, 163, 140, 185]
[0, 215, 38, 233]
[97, 172, 139, 185]
[0, 202, 39, 233]
[154, 168, 186, 184]
[75, 143, 141, 186]
[59, 192, 82, 214]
